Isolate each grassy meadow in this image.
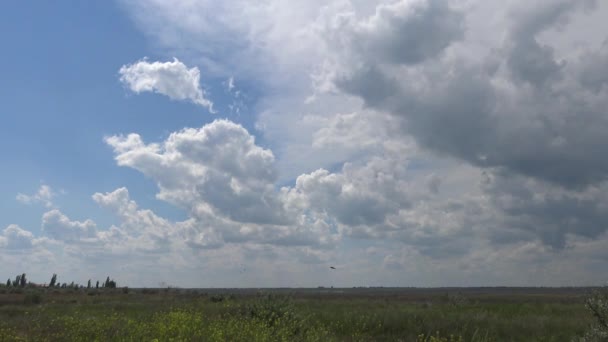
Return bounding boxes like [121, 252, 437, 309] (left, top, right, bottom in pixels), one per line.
[0, 287, 603, 341]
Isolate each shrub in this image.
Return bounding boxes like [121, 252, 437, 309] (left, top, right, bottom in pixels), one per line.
[576, 287, 608, 341]
[246, 295, 294, 325]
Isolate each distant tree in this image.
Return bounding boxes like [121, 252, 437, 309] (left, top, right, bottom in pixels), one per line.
[96, 280, 99, 289]
[87, 280, 91, 289]
[14, 275, 21, 287]
[49, 274, 57, 288]
[105, 276, 110, 288]
[69, 281, 75, 289]
[6, 278, 10, 287]
[61, 283, 67, 288]
[20, 273, 26, 287]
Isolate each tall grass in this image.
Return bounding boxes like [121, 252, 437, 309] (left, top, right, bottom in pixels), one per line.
[0, 289, 595, 341]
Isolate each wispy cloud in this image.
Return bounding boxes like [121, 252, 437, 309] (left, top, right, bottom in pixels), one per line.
[16, 184, 56, 208]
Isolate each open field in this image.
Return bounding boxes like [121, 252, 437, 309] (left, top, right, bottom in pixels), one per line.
[0, 287, 602, 341]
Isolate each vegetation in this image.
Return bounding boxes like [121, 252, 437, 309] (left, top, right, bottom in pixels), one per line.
[576, 288, 608, 341]
[104, 276, 117, 289]
[0, 273, 118, 291]
[0, 284, 604, 341]
[48, 274, 57, 288]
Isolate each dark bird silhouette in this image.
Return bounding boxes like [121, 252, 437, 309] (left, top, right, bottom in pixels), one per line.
[330, 266, 336, 270]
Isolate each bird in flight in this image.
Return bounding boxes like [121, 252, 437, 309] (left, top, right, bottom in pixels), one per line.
[330, 266, 336, 270]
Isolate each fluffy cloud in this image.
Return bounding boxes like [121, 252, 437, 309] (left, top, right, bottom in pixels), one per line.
[0, 225, 36, 250]
[16, 184, 55, 208]
[35, 189, 181, 262]
[104, 121, 339, 248]
[105, 120, 288, 225]
[92, 187, 178, 253]
[42, 210, 97, 242]
[119, 58, 214, 111]
[286, 154, 411, 228]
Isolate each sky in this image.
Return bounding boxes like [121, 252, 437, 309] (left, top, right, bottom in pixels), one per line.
[1, 0, 608, 288]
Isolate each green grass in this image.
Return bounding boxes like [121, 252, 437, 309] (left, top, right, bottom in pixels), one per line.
[0, 288, 597, 341]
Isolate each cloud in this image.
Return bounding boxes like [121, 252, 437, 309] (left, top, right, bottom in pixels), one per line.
[16, 184, 56, 208]
[322, 0, 464, 66]
[4, 0, 598, 286]
[0, 225, 36, 250]
[104, 121, 339, 248]
[105, 120, 287, 225]
[286, 153, 411, 228]
[226, 76, 235, 91]
[118, 0, 608, 189]
[578, 40, 608, 92]
[111, 0, 608, 277]
[119, 58, 214, 112]
[326, 0, 608, 189]
[101, 119, 483, 256]
[426, 174, 441, 195]
[503, 0, 594, 86]
[92, 187, 176, 252]
[42, 210, 97, 242]
[481, 171, 608, 249]
[35, 190, 180, 260]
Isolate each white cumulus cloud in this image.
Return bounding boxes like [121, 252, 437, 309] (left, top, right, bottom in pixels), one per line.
[0, 224, 36, 250]
[119, 58, 214, 112]
[42, 210, 97, 242]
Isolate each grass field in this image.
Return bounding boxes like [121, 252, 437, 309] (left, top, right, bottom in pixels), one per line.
[0, 287, 602, 341]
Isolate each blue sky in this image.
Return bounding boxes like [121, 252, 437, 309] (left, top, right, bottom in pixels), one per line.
[0, 1, 253, 230]
[2, 0, 608, 287]
[2, 1, 154, 228]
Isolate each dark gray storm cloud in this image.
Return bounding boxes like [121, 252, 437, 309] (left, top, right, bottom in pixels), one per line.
[579, 41, 608, 92]
[354, 0, 465, 65]
[333, 0, 608, 189]
[505, 0, 595, 85]
[482, 171, 608, 249]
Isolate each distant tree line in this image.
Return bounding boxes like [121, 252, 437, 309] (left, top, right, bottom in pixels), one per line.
[1, 273, 118, 289]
